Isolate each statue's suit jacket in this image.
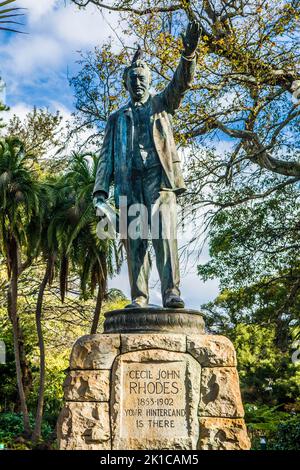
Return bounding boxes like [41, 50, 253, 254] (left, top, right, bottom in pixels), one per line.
[93, 55, 196, 207]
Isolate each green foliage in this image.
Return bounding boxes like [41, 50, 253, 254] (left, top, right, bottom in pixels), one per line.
[245, 403, 291, 433]
[214, 321, 300, 404]
[233, 324, 295, 403]
[0, 306, 38, 410]
[270, 415, 300, 450]
[0, 289, 127, 416]
[0, 136, 43, 256]
[28, 352, 68, 417]
[6, 108, 64, 166]
[0, 296, 72, 415]
[0, 412, 53, 449]
[0, 330, 17, 409]
[199, 187, 300, 406]
[198, 187, 300, 291]
[244, 403, 300, 450]
[0, 99, 8, 131]
[46, 153, 122, 305]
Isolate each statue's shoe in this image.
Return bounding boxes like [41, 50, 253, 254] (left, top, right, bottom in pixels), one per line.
[125, 298, 148, 309]
[163, 294, 185, 309]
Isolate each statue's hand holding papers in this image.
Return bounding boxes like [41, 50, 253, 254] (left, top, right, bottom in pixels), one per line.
[93, 193, 118, 239]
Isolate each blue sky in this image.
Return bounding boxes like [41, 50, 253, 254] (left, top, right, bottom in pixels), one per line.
[0, 0, 219, 308]
[0, 0, 124, 119]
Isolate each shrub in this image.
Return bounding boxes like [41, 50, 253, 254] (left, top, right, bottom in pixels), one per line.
[0, 412, 53, 449]
[269, 416, 300, 450]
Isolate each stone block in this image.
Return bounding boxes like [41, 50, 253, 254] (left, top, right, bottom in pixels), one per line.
[70, 334, 120, 370]
[198, 417, 251, 450]
[199, 367, 244, 417]
[57, 401, 110, 450]
[121, 333, 186, 353]
[187, 334, 237, 367]
[63, 370, 110, 402]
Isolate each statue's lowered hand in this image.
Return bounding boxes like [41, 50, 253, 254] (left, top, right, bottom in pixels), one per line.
[93, 193, 119, 238]
[182, 20, 201, 57]
[93, 191, 108, 216]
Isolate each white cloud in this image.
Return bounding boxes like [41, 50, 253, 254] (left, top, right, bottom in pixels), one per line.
[1, 35, 63, 75]
[214, 139, 234, 154]
[18, 0, 58, 26]
[0, 1, 128, 109]
[49, 100, 73, 121]
[180, 271, 219, 308]
[4, 102, 32, 122]
[52, 4, 121, 48]
[22, 0, 58, 23]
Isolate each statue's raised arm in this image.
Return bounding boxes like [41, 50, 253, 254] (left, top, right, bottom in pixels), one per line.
[160, 20, 201, 114]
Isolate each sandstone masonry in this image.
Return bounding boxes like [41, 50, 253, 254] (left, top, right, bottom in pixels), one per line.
[57, 333, 250, 450]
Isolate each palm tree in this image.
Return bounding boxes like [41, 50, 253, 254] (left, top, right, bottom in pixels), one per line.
[0, 0, 25, 34]
[0, 141, 120, 440]
[50, 153, 122, 333]
[31, 155, 121, 440]
[64, 153, 112, 334]
[0, 136, 41, 436]
[30, 179, 63, 442]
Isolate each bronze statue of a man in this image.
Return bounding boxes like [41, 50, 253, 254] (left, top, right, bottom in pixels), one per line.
[93, 21, 201, 309]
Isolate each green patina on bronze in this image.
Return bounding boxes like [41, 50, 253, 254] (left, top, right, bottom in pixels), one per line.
[93, 21, 201, 309]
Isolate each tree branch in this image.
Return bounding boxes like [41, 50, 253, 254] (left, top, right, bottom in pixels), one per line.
[72, 0, 183, 15]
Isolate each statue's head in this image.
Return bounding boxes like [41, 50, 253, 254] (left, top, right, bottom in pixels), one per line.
[123, 47, 152, 102]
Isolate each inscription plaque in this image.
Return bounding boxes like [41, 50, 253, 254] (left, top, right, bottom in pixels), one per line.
[111, 350, 201, 449]
[121, 361, 187, 439]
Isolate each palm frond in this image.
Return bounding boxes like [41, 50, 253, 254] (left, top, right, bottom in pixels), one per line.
[0, 0, 26, 33]
[0, 0, 19, 6]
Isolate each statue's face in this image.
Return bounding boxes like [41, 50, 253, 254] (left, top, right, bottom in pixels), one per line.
[126, 67, 150, 102]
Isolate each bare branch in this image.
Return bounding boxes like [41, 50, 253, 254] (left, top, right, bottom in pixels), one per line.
[72, 0, 183, 15]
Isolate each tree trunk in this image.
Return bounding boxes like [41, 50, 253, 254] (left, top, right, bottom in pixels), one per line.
[90, 282, 103, 334]
[32, 255, 55, 442]
[7, 236, 31, 437]
[274, 318, 290, 353]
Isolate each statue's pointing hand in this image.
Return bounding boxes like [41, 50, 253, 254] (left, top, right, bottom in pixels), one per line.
[182, 20, 201, 58]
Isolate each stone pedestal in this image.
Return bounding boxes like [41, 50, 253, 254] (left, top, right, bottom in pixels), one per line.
[57, 308, 250, 450]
